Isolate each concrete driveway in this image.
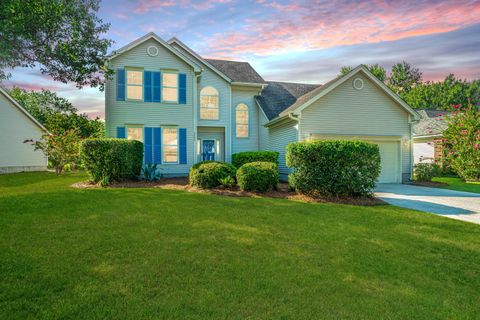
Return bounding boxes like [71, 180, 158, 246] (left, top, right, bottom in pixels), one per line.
[375, 184, 480, 224]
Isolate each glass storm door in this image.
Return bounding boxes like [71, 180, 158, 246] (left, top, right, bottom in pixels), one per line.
[202, 140, 215, 161]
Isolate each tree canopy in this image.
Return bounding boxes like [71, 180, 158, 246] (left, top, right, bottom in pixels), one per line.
[0, 0, 112, 89]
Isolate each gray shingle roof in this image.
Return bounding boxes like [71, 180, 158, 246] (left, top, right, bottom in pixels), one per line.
[412, 109, 450, 136]
[205, 59, 265, 84]
[255, 81, 320, 120]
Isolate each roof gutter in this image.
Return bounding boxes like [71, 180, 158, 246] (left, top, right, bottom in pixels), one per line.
[265, 112, 299, 128]
[231, 82, 266, 88]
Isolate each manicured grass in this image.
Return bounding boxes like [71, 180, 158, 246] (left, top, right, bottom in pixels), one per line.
[1, 172, 480, 319]
[433, 176, 480, 194]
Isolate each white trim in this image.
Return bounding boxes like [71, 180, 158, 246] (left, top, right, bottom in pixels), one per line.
[231, 82, 266, 88]
[275, 65, 420, 122]
[108, 32, 201, 73]
[167, 37, 232, 83]
[0, 87, 48, 132]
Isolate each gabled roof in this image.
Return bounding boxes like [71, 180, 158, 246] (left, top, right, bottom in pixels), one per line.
[205, 59, 265, 84]
[0, 87, 47, 132]
[108, 32, 201, 72]
[255, 81, 320, 120]
[167, 37, 232, 83]
[263, 65, 420, 125]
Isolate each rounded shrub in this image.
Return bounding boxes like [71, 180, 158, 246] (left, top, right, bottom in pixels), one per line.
[189, 162, 236, 189]
[236, 161, 279, 192]
[286, 140, 381, 197]
[232, 151, 279, 168]
[414, 163, 440, 182]
[80, 138, 143, 184]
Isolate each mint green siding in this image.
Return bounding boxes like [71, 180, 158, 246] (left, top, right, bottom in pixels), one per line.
[231, 87, 261, 154]
[299, 74, 412, 180]
[106, 39, 195, 176]
[268, 119, 298, 177]
[0, 93, 47, 173]
[258, 108, 270, 151]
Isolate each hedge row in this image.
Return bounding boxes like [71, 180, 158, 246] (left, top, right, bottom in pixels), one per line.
[80, 139, 143, 184]
[286, 140, 381, 197]
[232, 151, 279, 168]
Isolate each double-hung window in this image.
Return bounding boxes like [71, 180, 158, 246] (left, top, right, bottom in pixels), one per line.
[162, 72, 178, 103]
[127, 127, 143, 142]
[163, 128, 178, 163]
[126, 69, 143, 100]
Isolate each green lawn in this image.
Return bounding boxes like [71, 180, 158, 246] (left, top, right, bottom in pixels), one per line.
[1, 172, 479, 319]
[433, 176, 480, 194]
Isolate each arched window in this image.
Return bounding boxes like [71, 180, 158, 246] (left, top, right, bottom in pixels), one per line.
[200, 86, 219, 120]
[236, 103, 249, 138]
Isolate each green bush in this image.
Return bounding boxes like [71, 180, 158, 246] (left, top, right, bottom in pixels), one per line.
[414, 163, 441, 182]
[80, 139, 143, 184]
[191, 160, 218, 170]
[189, 162, 236, 189]
[232, 151, 279, 168]
[236, 161, 279, 192]
[286, 140, 381, 197]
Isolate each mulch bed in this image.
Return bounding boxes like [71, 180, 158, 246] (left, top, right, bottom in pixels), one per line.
[411, 181, 449, 188]
[71, 178, 385, 206]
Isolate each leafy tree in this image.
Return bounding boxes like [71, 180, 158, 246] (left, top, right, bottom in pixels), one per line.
[402, 75, 480, 110]
[340, 64, 386, 82]
[0, 0, 113, 89]
[27, 129, 81, 175]
[8, 86, 104, 138]
[442, 102, 480, 181]
[388, 61, 423, 96]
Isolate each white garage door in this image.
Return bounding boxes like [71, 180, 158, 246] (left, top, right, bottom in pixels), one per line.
[372, 141, 401, 183]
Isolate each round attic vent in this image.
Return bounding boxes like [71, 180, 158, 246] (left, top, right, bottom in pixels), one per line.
[147, 45, 159, 57]
[353, 78, 364, 90]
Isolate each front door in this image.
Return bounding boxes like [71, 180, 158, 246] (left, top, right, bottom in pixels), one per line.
[202, 140, 215, 161]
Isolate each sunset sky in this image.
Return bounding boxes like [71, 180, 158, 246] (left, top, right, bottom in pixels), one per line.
[4, 0, 480, 118]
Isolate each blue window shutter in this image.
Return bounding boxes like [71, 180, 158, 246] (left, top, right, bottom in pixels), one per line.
[153, 72, 161, 102]
[144, 71, 152, 102]
[179, 128, 187, 164]
[144, 127, 153, 164]
[117, 127, 126, 138]
[116, 69, 125, 101]
[179, 73, 186, 104]
[153, 127, 161, 164]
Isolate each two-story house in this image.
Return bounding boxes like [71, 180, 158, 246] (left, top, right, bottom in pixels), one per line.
[106, 33, 420, 183]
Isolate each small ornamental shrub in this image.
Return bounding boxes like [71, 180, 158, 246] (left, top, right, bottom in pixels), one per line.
[442, 102, 480, 182]
[414, 163, 441, 182]
[191, 160, 218, 170]
[189, 162, 236, 189]
[286, 140, 381, 197]
[140, 164, 163, 182]
[80, 138, 143, 184]
[232, 151, 279, 168]
[219, 176, 236, 188]
[236, 161, 279, 192]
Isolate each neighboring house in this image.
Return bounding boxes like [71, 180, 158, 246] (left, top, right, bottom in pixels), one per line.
[412, 110, 449, 164]
[0, 87, 48, 174]
[105, 33, 420, 183]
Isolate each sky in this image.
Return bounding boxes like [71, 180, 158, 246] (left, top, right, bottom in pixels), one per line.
[4, 0, 480, 119]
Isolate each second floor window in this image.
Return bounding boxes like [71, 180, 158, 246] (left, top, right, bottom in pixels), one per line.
[162, 73, 178, 103]
[200, 86, 219, 120]
[236, 103, 249, 138]
[127, 70, 143, 100]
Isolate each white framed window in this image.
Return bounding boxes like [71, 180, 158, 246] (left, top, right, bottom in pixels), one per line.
[127, 127, 143, 142]
[162, 72, 178, 103]
[163, 128, 178, 163]
[126, 69, 143, 100]
[236, 103, 249, 138]
[200, 86, 219, 120]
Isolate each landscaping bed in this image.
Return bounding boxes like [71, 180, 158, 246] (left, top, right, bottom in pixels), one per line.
[72, 177, 384, 206]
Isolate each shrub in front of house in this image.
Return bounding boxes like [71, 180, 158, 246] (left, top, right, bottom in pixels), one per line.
[189, 161, 236, 189]
[414, 163, 441, 182]
[232, 151, 279, 168]
[286, 140, 381, 197]
[236, 161, 279, 192]
[80, 138, 143, 184]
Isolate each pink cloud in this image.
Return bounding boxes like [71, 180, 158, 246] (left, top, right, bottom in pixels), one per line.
[202, 0, 480, 57]
[133, 0, 176, 14]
